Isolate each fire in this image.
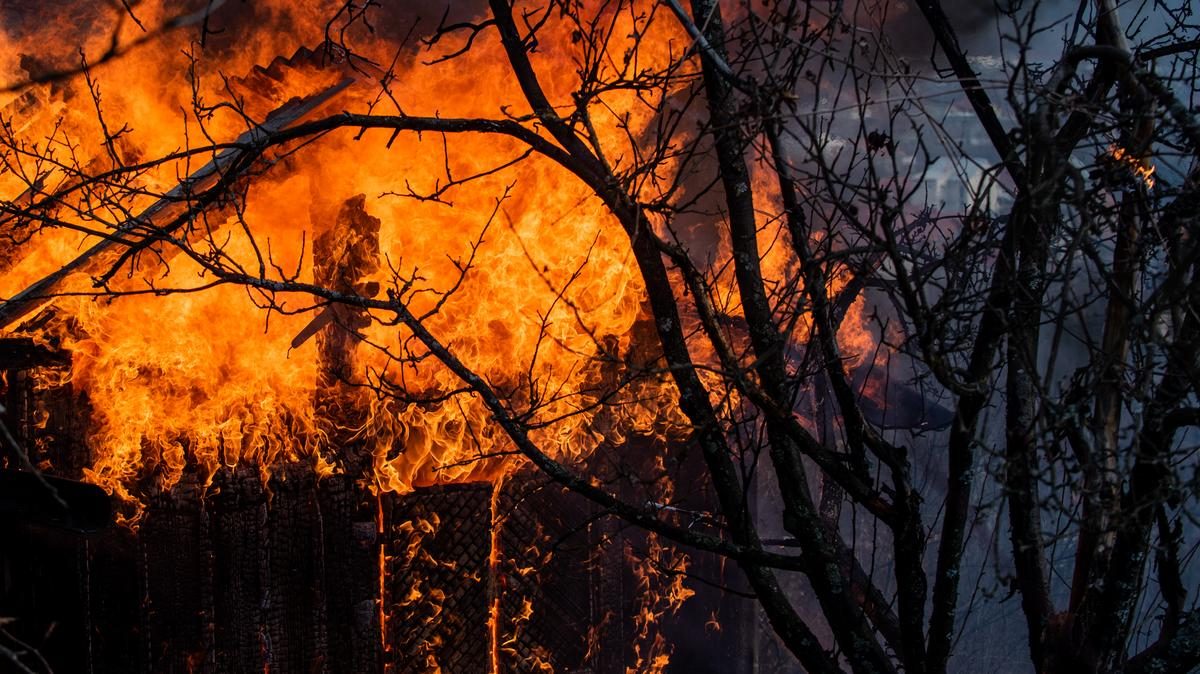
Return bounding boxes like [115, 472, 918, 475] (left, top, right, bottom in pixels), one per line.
[627, 535, 696, 674]
[1108, 143, 1156, 189]
[0, 1, 690, 510]
[0, 0, 878, 506]
[0, 1, 883, 670]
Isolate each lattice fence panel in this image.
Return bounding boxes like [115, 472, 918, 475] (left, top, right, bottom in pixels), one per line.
[385, 483, 493, 674]
[496, 477, 598, 673]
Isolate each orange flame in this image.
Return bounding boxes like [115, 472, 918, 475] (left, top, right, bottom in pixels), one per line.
[1109, 144, 1156, 189]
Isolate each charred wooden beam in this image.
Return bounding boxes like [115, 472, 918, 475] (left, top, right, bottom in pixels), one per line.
[264, 464, 330, 673]
[0, 337, 70, 370]
[311, 193, 381, 478]
[207, 465, 269, 673]
[312, 193, 380, 382]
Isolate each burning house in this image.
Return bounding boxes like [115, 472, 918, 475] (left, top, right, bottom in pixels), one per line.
[3, 1, 1196, 673]
[0, 8, 756, 674]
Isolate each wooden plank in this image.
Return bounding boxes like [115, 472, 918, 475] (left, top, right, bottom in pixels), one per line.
[318, 475, 381, 674]
[207, 466, 269, 673]
[264, 465, 330, 673]
[140, 471, 216, 673]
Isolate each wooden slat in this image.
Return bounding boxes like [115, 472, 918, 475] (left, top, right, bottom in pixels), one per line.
[318, 474, 381, 674]
[264, 465, 330, 672]
[140, 471, 216, 673]
[207, 466, 269, 673]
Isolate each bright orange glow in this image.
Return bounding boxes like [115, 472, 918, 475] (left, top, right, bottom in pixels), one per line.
[1109, 144, 1156, 189]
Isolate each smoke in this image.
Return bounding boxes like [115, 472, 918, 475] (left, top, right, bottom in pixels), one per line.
[847, 0, 1063, 66]
[872, 0, 1014, 60]
[0, 0, 492, 88]
[196, 0, 492, 64]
